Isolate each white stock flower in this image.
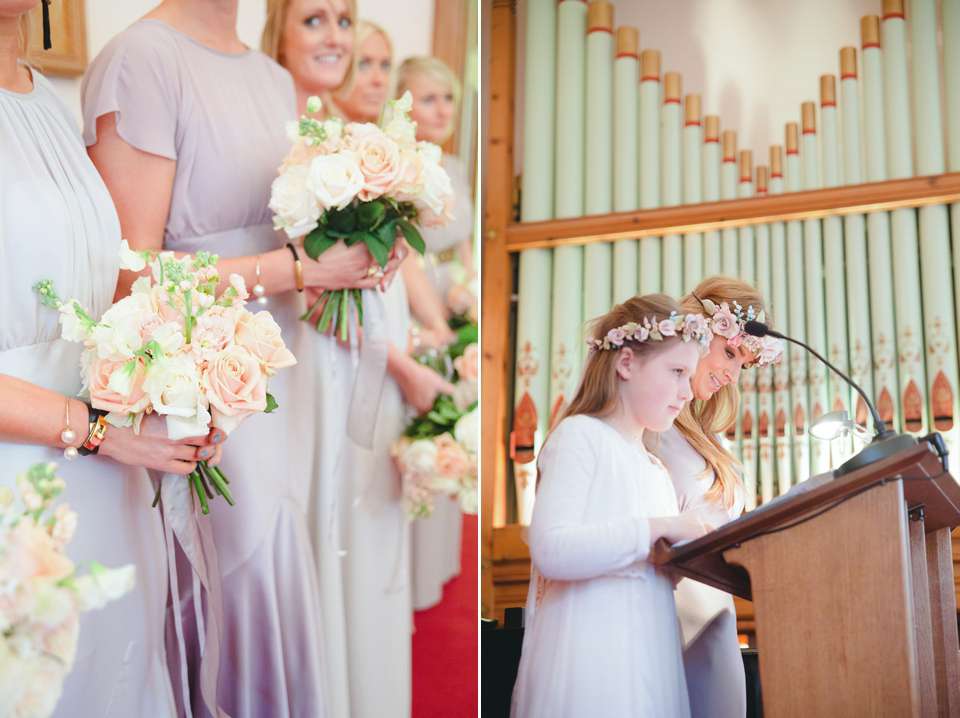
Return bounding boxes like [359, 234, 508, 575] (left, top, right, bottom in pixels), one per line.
[150, 322, 186, 357]
[73, 562, 136, 611]
[383, 93, 417, 145]
[306, 153, 364, 211]
[454, 408, 479, 454]
[57, 302, 88, 343]
[118, 239, 147, 272]
[306, 95, 322, 115]
[285, 120, 302, 142]
[130, 274, 153, 297]
[269, 165, 321, 239]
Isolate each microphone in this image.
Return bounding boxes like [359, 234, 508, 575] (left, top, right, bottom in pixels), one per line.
[743, 320, 917, 477]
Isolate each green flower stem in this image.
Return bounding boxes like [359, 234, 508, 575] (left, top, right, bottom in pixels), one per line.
[204, 463, 234, 506]
[190, 471, 210, 515]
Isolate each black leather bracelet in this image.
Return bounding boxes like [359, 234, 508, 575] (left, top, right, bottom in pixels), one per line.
[77, 402, 108, 456]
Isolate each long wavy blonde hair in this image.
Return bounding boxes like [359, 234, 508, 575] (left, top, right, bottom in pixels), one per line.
[669, 275, 773, 509]
[261, 0, 358, 119]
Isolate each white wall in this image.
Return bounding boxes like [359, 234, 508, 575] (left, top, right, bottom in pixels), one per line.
[50, 0, 434, 125]
[514, 0, 881, 174]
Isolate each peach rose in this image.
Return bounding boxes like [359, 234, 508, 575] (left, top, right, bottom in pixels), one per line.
[202, 346, 268, 435]
[88, 358, 151, 417]
[434, 434, 471, 479]
[0, 520, 74, 584]
[234, 309, 297, 376]
[189, 306, 238, 363]
[453, 343, 479, 382]
[351, 130, 402, 201]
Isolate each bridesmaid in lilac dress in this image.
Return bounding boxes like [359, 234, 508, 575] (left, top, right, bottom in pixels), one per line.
[644, 275, 784, 718]
[80, 1, 398, 715]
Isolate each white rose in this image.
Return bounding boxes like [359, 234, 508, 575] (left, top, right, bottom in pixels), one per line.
[458, 483, 479, 514]
[413, 154, 454, 216]
[402, 439, 439, 480]
[306, 153, 364, 211]
[269, 165, 321, 239]
[130, 275, 153, 297]
[143, 355, 212, 440]
[454, 408, 479, 454]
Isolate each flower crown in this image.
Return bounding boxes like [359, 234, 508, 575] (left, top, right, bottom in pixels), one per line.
[695, 295, 785, 367]
[586, 312, 713, 353]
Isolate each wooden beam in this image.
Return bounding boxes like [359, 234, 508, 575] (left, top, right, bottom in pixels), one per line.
[481, 0, 515, 620]
[505, 172, 960, 251]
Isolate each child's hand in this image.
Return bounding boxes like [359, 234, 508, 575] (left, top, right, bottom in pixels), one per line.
[648, 513, 714, 546]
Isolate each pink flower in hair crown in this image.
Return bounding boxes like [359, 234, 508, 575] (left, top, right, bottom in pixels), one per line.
[697, 296, 784, 366]
[587, 312, 713, 352]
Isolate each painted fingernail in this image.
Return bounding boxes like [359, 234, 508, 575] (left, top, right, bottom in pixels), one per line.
[200, 449, 210, 459]
[213, 433, 223, 443]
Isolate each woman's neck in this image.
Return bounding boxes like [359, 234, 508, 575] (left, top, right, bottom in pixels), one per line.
[145, 0, 244, 54]
[0, 15, 30, 93]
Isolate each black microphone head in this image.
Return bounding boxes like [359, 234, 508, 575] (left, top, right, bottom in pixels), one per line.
[744, 320, 769, 337]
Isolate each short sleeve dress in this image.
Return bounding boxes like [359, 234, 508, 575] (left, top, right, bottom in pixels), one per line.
[81, 20, 327, 717]
[510, 416, 690, 718]
[0, 65, 176, 717]
[647, 425, 747, 718]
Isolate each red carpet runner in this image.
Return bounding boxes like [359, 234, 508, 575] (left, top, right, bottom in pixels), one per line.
[412, 512, 479, 717]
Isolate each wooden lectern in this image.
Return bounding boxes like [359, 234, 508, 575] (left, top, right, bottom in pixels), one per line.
[654, 441, 960, 717]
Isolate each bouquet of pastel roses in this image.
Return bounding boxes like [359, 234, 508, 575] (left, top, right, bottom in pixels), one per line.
[390, 329, 479, 520]
[269, 93, 454, 338]
[0, 463, 135, 718]
[34, 244, 296, 514]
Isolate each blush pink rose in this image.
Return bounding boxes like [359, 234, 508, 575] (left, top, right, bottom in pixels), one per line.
[453, 344, 479, 382]
[150, 285, 187, 327]
[189, 306, 238, 363]
[710, 304, 740, 339]
[1, 521, 74, 583]
[683, 314, 708, 336]
[88, 358, 151, 416]
[605, 328, 626, 346]
[137, 312, 166, 341]
[658, 319, 677, 337]
[202, 346, 268, 435]
[279, 138, 324, 173]
[434, 434, 471, 480]
[351, 131, 402, 201]
[234, 309, 297, 376]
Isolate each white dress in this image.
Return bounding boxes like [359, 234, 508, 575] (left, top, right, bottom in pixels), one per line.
[311, 279, 413, 718]
[511, 416, 690, 718]
[647, 426, 747, 718]
[81, 21, 327, 717]
[409, 154, 474, 611]
[0, 66, 176, 717]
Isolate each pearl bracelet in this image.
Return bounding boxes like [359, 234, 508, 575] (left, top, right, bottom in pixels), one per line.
[61, 396, 78, 460]
[253, 254, 267, 305]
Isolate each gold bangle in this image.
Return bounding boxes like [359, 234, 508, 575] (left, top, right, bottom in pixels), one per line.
[286, 243, 304, 291]
[61, 396, 78, 460]
[253, 254, 267, 305]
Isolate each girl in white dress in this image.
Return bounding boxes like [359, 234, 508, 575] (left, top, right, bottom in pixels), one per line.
[261, 3, 454, 716]
[645, 276, 784, 718]
[0, 3, 221, 715]
[510, 294, 715, 718]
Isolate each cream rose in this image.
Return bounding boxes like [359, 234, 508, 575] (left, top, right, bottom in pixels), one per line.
[88, 358, 151, 416]
[452, 378, 478, 412]
[234, 309, 297, 376]
[351, 131, 402, 201]
[143, 354, 212, 440]
[401, 439, 439, 480]
[202, 346, 268, 436]
[434, 434, 471, 479]
[453, 343, 479, 382]
[269, 165, 321, 239]
[454, 408, 479, 454]
[413, 153, 454, 216]
[306, 153, 364, 211]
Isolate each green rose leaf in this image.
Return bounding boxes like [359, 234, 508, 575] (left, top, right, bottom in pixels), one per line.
[304, 229, 338, 260]
[264, 393, 279, 414]
[396, 218, 426, 255]
[356, 201, 386, 230]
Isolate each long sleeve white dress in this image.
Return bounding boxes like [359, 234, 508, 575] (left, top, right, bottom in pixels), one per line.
[647, 425, 747, 718]
[510, 415, 690, 718]
[1, 65, 176, 717]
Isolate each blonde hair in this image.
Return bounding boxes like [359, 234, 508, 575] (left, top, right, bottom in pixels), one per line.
[669, 275, 772, 509]
[558, 294, 687, 424]
[395, 55, 462, 107]
[329, 19, 392, 112]
[261, 0, 358, 118]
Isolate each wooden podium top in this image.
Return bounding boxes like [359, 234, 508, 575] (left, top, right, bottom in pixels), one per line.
[653, 441, 960, 600]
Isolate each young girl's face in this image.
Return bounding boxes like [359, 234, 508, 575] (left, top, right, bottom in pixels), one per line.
[618, 340, 700, 433]
[281, 0, 354, 94]
[691, 334, 756, 401]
